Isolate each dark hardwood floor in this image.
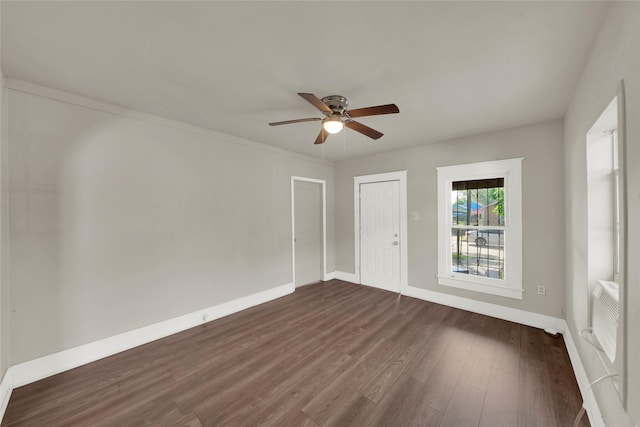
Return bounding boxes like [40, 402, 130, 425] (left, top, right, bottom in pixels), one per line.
[2, 280, 589, 426]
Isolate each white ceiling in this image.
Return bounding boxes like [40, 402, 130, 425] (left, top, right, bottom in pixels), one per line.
[1, 1, 609, 162]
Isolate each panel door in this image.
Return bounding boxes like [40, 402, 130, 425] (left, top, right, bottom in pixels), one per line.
[360, 180, 400, 292]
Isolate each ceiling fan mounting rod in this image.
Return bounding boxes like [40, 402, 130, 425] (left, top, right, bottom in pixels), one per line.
[321, 95, 349, 115]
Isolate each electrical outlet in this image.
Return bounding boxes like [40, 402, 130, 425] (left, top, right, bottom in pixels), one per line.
[537, 285, 546, 296]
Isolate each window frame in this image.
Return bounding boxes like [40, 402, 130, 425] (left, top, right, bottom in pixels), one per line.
[437, 158, 524, 300]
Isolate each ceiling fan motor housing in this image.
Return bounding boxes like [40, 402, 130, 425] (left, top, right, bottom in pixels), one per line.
[321, 95, 349, 115]
[268, 92, 398, 144]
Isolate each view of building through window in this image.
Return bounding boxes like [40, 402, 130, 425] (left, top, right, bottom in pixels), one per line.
[451, 178, 505, 279]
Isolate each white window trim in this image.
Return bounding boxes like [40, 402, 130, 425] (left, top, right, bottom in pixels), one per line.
[436, 158, 524, 300]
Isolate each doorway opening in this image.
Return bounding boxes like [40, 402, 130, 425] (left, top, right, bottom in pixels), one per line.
[291, 177, 327, 287]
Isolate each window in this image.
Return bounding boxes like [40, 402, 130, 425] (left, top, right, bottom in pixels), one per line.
[586, 94, 625, 400]
[451, 178, 505, 278]
[437, 158, 523, 299]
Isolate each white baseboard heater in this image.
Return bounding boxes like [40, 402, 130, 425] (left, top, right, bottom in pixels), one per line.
[592, 280, 620, 363]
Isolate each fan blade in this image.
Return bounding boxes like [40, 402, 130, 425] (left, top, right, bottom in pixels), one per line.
[314, 129, 329, 145]
[269, 117, 321, 126]
[298, 93, 332, 114]
[345, 121, 384, 140]
[347, 104, 399, 118]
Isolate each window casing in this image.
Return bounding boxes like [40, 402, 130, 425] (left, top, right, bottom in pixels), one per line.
[437, 158, 523, 299]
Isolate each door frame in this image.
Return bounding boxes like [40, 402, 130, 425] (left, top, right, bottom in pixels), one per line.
[291, 176, 328, 286]
[354, 170, 408, 294]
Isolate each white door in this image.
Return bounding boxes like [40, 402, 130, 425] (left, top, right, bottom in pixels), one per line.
[360, 180, 400, 292]
[294, 180, 323, 287]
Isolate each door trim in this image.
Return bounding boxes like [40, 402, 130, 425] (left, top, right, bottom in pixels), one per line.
[354, 171, 408, 294]
[291, 176, 328, 286]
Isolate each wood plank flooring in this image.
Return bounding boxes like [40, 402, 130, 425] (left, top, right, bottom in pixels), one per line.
[2, 280, 589, 426]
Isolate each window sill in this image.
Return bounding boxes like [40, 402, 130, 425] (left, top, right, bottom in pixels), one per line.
[437, 275, 523, 300]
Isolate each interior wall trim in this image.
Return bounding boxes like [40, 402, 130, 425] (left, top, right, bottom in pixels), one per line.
[324, 277, 605, 426]
[562, 321, 606, 427]
[353, 170, 408, 293]
[291, 176, 328, 285]
[4, 78, 332, 167]
[0, 372, 11, 425]
[0, 281, 294, 421]
[403, 284, 605, 427]
[403, 285, 564, 331]
[0, 279, 605, 426]
[334, 271, 358, 283]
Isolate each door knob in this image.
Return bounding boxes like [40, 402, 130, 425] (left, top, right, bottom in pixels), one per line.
[392, 241, 399, 245]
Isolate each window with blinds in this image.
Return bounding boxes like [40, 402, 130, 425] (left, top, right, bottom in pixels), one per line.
[437, 158, 523, 299]
[451, 178, 505, 279]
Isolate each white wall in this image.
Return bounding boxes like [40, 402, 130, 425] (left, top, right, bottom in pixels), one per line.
[0, 79, 7, 379]
[7, 84, 334, 365]
[335, 120, 566, 319]
[564, 2, 640, 426]
[0, 3, 9, 377]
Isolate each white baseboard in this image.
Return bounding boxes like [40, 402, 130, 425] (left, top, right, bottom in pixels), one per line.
[0, 371, 12, 424]
[403, 284, 605, 427]
[7, 282, 294, 392]
[334, 271, 358, 283]
[562, 321, 605, 427]
[0, 280, 603, 427]
[402, 285, 565, 336]
[323, 271, 336, 281]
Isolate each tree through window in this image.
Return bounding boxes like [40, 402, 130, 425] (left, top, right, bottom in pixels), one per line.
[451, 178, 505, 279]
[437, 158, 523, 299]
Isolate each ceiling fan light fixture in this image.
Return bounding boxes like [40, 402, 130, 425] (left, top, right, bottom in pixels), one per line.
[268, 93, 399, 145]
[323, 114, 344, 134]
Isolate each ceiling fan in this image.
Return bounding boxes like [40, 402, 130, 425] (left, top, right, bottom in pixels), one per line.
[269, 93, 399, 145]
